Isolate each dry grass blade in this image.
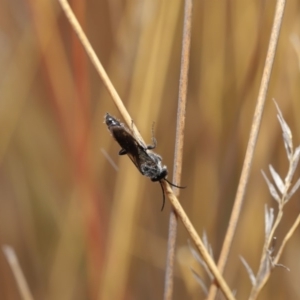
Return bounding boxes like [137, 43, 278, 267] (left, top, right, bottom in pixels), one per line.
[261, 171, 281, 203]
[240, 256, 256, 286]
[290, 34, 300, 70]
[268, 165, 284, 194]
[100, 148, 119, 171]
[264, 206, 274, 240]
[287, 177, 300, 201]
[2, 245, 34, 300]
[191, 268, 208, 295]
[285, 146, 300, 186]
[274, 99, 293, 159]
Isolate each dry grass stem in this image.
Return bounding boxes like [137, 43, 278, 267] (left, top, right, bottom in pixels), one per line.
[2, 245, 34, 300]
[290, 34, 300, 70]
[58, 1, 234, 299]
[164, 0, 192, 299]
[275, 214, 300, 261]
[246, 102, 300, 299]
[57, 0, 143, 142]
[208, 1, 287, 299]
[249, 214, 300, 299]
[164, 182, 235, 300]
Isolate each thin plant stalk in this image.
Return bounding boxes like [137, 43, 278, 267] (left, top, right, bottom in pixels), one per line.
[248, 215, 300, 300]
[207, 1, 286, 299]
[247, 106, 300, 299]
[163, 182, 235, 300]
[275, 214, 300, 260]
[56, 0, 142, 142]
[164, 0, 192, 299]
[57, 1, 234, 299]
[3, 245, 34, 300]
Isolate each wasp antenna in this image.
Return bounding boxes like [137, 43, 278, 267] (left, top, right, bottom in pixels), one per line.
[164, 178, 186, 189]
[158, 181, 165, 211]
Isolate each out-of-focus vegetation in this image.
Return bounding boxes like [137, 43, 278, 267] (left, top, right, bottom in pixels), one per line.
[0, 1, 300, 299]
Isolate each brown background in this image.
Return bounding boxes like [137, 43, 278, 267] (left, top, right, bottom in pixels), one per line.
[0, 0, 300, 299]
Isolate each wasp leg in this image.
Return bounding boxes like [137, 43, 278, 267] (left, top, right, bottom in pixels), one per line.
[146, 122, 157, 150]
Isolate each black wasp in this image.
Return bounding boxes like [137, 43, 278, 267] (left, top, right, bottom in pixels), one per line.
[105, 113, 185, 210]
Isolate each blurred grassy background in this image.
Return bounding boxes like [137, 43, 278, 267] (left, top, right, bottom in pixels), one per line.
[0, 0, 300, 299]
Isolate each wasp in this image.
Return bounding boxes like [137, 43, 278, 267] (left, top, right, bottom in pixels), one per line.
[105, 113, 185, 210]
